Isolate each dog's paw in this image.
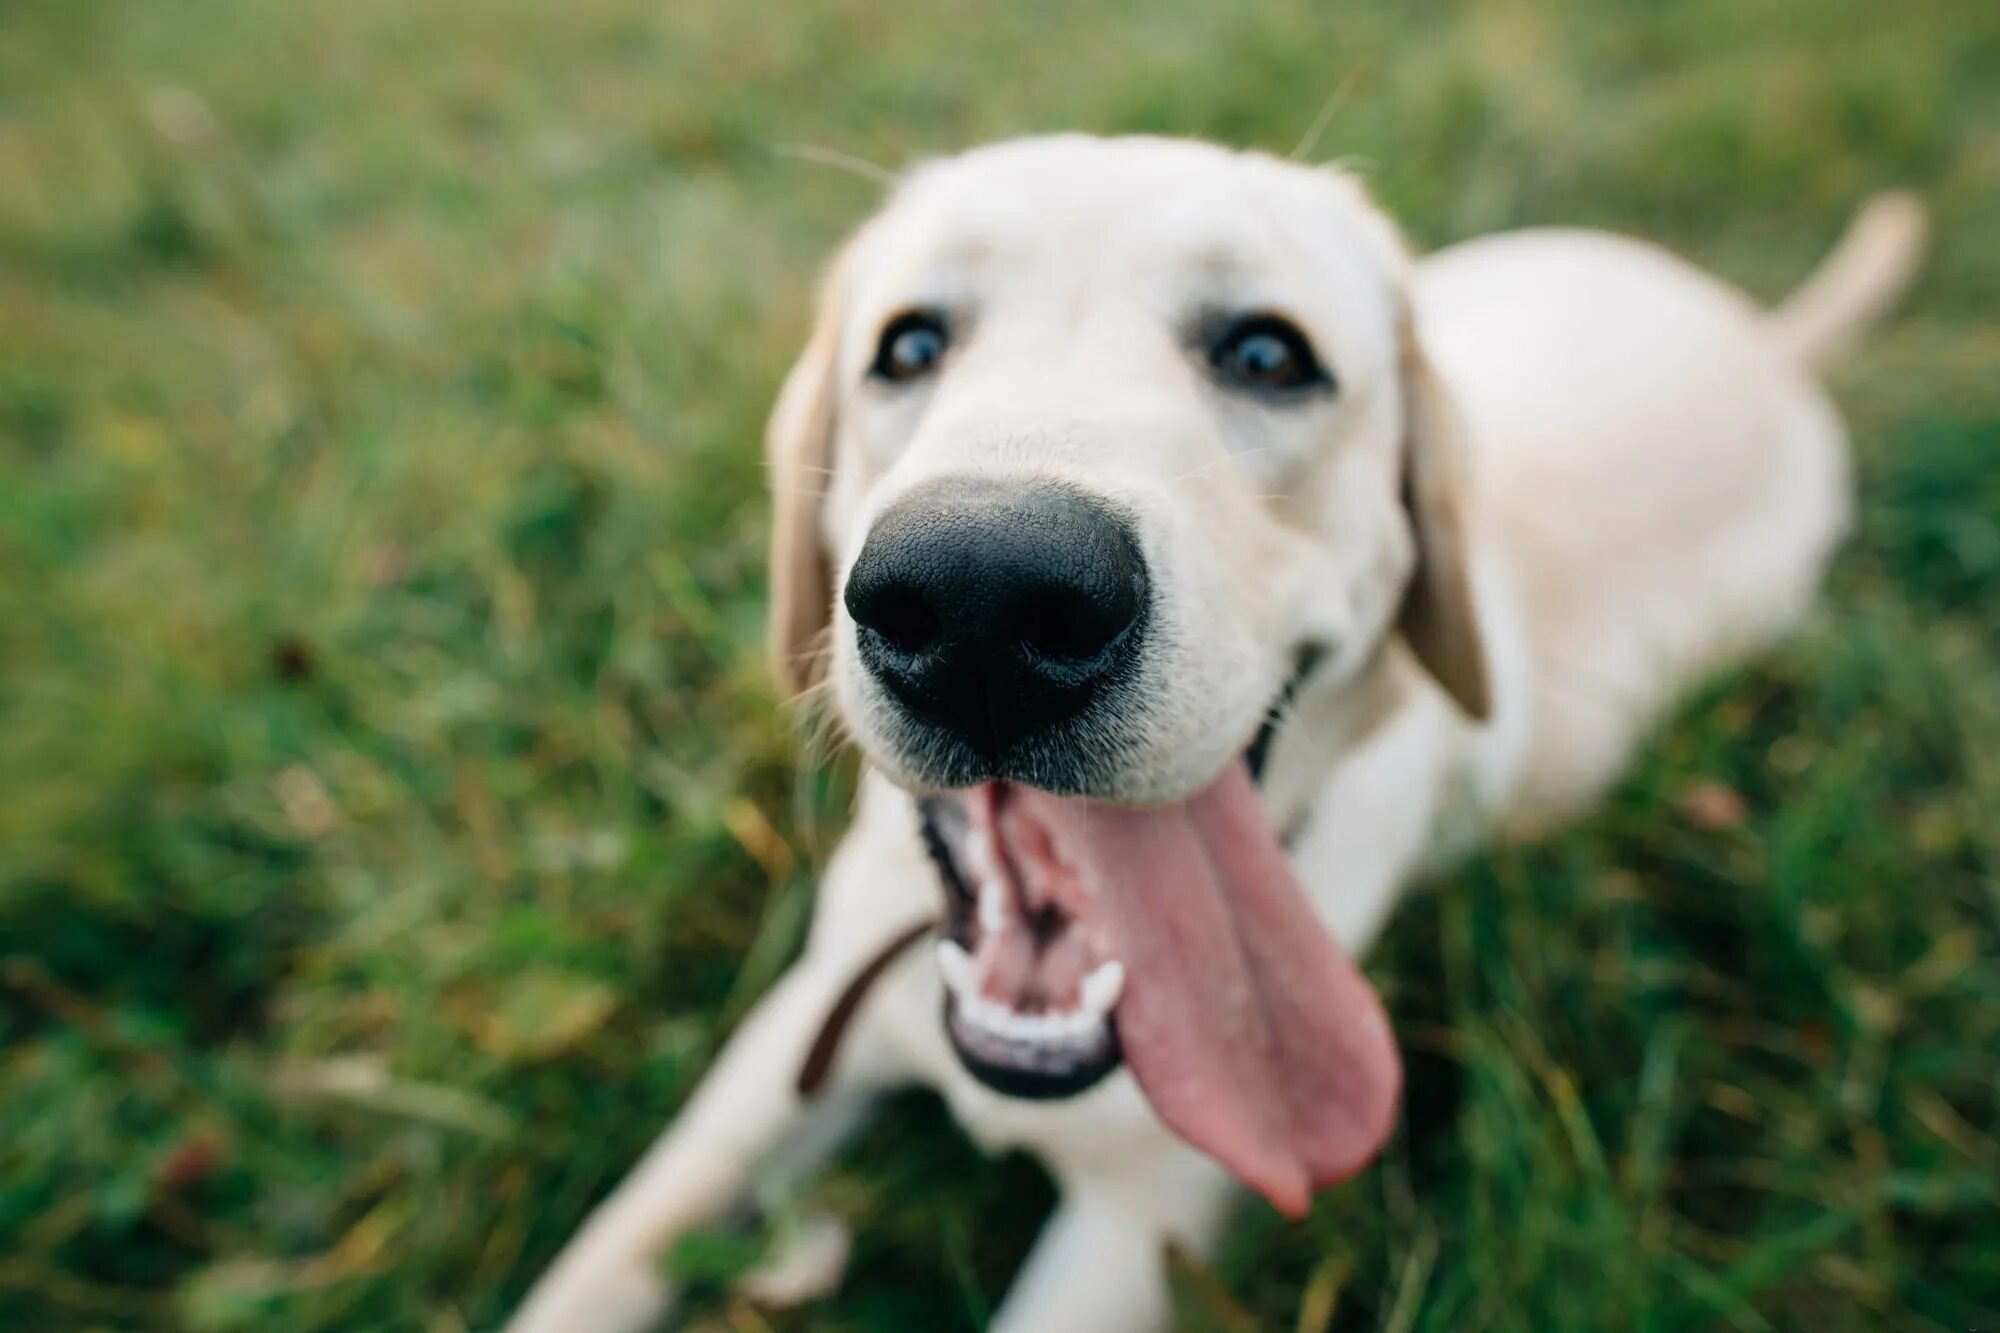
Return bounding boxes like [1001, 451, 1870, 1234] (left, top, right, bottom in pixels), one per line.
[507, 1258, 676, 1333]
[735, 1211, 852, 1309]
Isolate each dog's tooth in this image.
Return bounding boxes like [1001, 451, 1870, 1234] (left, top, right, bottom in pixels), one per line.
[998, 1010, 1040, 1042]
[955, 995, 1110, 1059]
[936, 940, 978, 998]
[966, 991, 1013, 1036]
[1012, 1009, 1058, 1046]
[1046, 1007, 1097, 1044]
[965, 829, 997, 883]
[1037, 1011, 1079, 1044]
[995, 1006, 1039, 1044]
[977, 876, 1008, 936]
[1080, 961, 1126, 1016]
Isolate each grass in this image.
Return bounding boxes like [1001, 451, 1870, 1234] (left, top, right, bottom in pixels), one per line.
[2, 0, 1996, 1328]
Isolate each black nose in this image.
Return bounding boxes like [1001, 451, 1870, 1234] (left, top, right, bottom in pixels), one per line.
[844, 480, 1149, 763]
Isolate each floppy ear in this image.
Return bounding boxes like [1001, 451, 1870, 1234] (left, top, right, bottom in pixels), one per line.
[1395, 315, 1492, 720]
[765, 249, 852, 699]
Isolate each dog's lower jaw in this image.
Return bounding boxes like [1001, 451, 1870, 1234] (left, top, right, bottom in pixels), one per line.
[941, 991, 1125, 1100]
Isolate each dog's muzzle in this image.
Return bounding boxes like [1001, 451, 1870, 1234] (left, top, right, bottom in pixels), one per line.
[844, 478, 1149, 785]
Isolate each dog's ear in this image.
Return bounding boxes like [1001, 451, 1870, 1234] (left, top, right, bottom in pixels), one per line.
[766, 247, 853, 699]
[1395, 313, 1492, 721]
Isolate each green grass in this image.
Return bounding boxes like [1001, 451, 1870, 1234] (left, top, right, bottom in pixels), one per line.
[2, 0, 1997, 1329]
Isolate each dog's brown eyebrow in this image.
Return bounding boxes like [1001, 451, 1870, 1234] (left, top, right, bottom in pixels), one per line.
[795, 918, 936, 1098]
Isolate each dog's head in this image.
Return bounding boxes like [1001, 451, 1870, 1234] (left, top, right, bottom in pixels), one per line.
[772, 135, 1485, 781]
[767, 136, 1486, 1213]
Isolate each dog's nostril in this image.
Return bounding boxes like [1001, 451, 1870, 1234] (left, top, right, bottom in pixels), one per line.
[1016, 589, 1127, 664]
[865, 587, 942, 656]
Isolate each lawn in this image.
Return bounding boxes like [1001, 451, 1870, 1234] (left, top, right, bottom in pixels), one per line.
[2, 0, 1996, 1329]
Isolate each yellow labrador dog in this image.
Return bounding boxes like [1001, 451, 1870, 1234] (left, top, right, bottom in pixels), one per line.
[512, 135, 1922, 1332]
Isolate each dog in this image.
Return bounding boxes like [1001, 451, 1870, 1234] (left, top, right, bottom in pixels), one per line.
[509, 135, 1923, 1332]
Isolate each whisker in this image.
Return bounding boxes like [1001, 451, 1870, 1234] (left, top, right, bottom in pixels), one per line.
[1169, 446, 1281, 482]
[775, 142, 899, 189]
[1290, 72, 1361, 162]
[1317, 153, 1377, 176]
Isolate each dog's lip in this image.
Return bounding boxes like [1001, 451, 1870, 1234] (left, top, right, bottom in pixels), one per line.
[924, 639, 1324, 913]
[937, 934, 1124, 1098]
[1244, 641, 1327, 783]
[943, 996, 1125, 1100]
[906, 638, 1326, 806]
[861, 621, 1329, 804]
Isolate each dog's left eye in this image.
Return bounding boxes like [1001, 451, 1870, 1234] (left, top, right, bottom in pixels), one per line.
[1208, 314, 1333, 396]
[870, 310, 951, 384]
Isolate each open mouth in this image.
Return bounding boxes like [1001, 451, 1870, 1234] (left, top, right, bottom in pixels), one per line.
[925, 785, 1128, 1099]
[915, 648, 1403, 1216]
[920, 647, 1323, 1102]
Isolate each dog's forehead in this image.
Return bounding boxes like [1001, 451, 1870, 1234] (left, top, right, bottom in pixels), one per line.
[857, 135, 1393, 293]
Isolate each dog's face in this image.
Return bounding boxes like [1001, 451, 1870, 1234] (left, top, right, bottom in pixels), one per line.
[765, 136, 1486, 1210]
[770, 135, 1485, 801]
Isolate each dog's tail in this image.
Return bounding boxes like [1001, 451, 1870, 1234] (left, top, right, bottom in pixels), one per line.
[1767, 191, 1927, 366]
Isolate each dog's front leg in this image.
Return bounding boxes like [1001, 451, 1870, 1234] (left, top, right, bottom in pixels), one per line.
[989, 1151, 1238, 1333]
[507, 917, 924, 1333]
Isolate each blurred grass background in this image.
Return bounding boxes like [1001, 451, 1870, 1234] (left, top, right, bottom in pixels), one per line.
[2, 0, 1997, 1329]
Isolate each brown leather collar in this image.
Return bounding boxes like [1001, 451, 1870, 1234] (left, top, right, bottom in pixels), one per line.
[795, 918, 934, 1097]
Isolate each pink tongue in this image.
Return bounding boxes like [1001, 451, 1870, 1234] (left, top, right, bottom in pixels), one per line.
[1010, 763, 1401, 1216]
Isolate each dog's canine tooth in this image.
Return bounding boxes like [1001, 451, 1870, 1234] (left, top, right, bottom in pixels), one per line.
[1080, 960, 1125, 1015]
[977, 874, 1008, 936]
[936, 939, 978, 998]
[963, 830, 1010, 935]
[964, 828, 997, 884]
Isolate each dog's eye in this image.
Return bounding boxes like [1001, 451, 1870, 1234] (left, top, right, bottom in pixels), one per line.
[1208, 314, 1332, 396]
[870, 310, 951, 383]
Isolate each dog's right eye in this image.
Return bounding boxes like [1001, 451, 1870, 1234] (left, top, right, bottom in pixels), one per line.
[1207, 313, 1333, 398]
[870, 310, 951, 383]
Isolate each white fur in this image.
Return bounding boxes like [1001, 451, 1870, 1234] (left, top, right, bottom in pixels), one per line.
[509, 136, 1919, 1331]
